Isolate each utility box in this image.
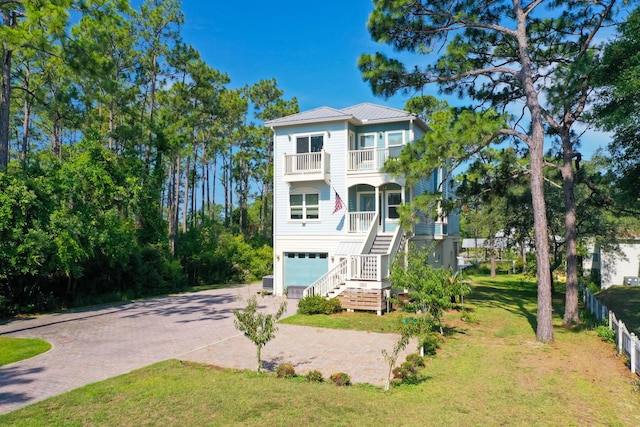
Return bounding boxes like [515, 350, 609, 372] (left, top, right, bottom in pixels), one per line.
[262, 275, 274, 293]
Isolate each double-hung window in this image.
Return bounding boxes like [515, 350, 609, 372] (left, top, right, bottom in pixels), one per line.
[386, 131, 404, 157]
[387, 192, 402, 220]
[290, 193, 319, 221]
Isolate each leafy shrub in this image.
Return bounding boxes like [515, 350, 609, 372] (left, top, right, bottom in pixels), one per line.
[275, 363, 296, 378]
[306, 370, 324, 382]
[392, 361, 419, 384]
[297, 295, 342, 315]
[460, 309, 478, 324]
[595, 325, 615, 343]
[329, 372, 351, 386]
[419, 332, 440, 356]
[405, 353, 426, 367]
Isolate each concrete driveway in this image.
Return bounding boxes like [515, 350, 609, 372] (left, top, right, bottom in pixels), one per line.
[0, 284, 412, 414]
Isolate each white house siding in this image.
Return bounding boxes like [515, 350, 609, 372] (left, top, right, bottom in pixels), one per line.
[600, 241, 640, 288]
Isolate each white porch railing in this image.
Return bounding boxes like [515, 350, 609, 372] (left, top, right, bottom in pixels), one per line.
[284, 151, 330, 175]
[348, 211, 376, 233]
[347, 147, 401, 172]
[348, 254, 389, 281]
[303, 258, 348, 298]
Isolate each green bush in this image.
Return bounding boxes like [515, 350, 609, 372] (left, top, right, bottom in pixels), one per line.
[419, 332, 440, 356]
[306, 370, 324, 382]
[323, 297, 342, 314]
[329, 372, 351, 386]
[275, 363, 296, 378]
[405, 353, 426, 367]
[297, 295, 342, 315]
[595, 325, 615, 343]
[392, 361, 419, 385]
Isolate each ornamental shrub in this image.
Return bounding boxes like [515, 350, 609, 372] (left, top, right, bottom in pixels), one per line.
[329, 372, 351, 386]
[306, 370, 324, 382]
[275, 363, 296, 378]
[297, 295, 342, 315]
[405, 353, 426, 367]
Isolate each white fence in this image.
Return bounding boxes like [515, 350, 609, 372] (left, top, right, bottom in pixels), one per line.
[583, 287, 640, 375]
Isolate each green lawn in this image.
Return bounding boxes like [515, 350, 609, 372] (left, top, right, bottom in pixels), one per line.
[1, 275, 639, 426]
[0, 337, 51, 365]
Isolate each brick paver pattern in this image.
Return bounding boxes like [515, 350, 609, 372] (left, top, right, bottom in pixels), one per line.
[0, 284, 412, 414]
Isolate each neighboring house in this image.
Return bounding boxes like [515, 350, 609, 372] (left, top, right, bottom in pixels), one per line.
[265, 103, 460, 314]
[584, 239, 640, 288]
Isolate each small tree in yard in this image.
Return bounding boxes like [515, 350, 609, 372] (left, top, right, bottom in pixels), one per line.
[233, 295, 287, 373]
[382, 325, 411, 391]
[390, 243, 470, 336]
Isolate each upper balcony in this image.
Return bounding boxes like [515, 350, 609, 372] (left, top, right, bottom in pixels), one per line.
[283, 151, 331, 184]
[347, 147, 402, 174]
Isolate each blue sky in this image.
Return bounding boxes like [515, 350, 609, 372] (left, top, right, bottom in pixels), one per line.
[177, 0, 610, 158]
[178, 1, 432, 112]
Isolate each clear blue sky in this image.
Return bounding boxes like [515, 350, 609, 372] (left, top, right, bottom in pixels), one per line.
[177, 0, 608, 158]
[178, 1, 435, 112]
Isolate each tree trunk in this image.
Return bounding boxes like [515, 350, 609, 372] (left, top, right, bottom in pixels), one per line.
[516, 8, 554, 342]
[21, 94, 30, 163]
[0, 12, 13, 171]
[530, 133, 554, 342]
[182, 155, 190, 234]
[489, 223, 496, 277]
[561, 131, 580, 325]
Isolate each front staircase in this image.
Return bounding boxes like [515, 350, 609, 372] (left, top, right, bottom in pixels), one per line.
[302, 233, 398, 302]
[370, 234, 393, 254]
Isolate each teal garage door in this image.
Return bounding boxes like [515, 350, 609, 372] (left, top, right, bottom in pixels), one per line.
[284, 252, 329, 287]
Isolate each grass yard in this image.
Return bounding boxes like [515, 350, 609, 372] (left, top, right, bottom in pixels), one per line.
[595, 286, 640, 334]
[1, 275, 639, 426]
[0, 337, 51, 365]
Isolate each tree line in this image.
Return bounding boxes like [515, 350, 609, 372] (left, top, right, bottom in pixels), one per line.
[0, 0, 297, 316]
[362, 0, 640, 342]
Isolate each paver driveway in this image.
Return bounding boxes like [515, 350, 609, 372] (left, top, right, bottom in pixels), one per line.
[0, 284, 412, 414]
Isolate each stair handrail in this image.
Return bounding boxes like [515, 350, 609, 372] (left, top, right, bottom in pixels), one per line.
[358, 213, 380, 255]
[388, 226, 408, 277]
[303, 258, 349, 298]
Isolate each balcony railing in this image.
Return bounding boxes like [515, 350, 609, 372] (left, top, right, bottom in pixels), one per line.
[283, 151, 330, 183]
[347, 146, 402, 173]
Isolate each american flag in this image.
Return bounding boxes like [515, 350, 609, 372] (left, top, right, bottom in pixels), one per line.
[332, 190, 344, 214]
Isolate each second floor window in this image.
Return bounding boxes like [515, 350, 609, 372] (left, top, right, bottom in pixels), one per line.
[296, 135, 323, 153]
[290, 193, 319, 220]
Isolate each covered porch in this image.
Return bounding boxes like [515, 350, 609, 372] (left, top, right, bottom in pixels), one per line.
[346, 183, 405, 234]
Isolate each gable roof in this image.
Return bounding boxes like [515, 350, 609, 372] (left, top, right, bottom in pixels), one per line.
[265, 102, 429, 131]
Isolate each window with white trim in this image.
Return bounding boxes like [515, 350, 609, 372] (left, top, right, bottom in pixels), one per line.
[296, 134, 324, 153]
[290, 193, 320, 221]
[387, 192, 402, 220]
[387, 131, 404, 157]
[358, 133, 376, 149]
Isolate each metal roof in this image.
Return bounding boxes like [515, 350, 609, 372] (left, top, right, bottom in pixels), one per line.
[265, 102, 429, 131]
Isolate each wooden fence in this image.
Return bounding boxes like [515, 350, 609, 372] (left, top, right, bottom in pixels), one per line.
[583, 287, 640, 375]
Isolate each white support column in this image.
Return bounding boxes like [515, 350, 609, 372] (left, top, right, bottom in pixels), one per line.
[375, 185, 381, 229]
